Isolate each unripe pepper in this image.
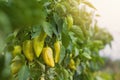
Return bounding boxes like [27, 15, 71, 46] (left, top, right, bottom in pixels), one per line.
[66, 14, 73, 30]
[12, 45, 22, 57]
[54, 41, 61, 63]
[33, 32, 47, 57]
[69, 59, 76, 70]
[42, 47, 54, 67]
[11, 61, 22, 74]
[23, 40, 34, 61]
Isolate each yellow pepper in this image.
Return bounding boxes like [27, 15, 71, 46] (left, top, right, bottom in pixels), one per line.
[69, 59, 76, 70]
[54, 41, 61, 63]
[66, 14, 73, 30]
[23, 40, 34, 61]
[33, 32, 47, 57]
[40, 76, 45, 80]
[42, 46, 54, 67]
[11, 61, 22, 74]
[12, 45, 22, 57]
[33, 37, 44, 57]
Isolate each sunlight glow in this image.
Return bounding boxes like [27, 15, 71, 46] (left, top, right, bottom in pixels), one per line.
[89, 0, 120, 60]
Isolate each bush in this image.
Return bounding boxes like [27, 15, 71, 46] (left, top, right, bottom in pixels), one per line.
[0, 0, 113, 80]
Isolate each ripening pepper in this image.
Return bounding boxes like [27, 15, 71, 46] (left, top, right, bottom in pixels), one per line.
[69, 59, 76, 70]
[66, 14, 73, 30]
[54, 41, 61, 63]
[12, 45, 22, 57]
[42, 47, 54, 67]
[40, 76, 45, 80]
[33, 37, 44, 57]
[11, 61, 22, 74]
[23, 40, 34, 61]
[33, 32, 47, 57]
[11, 55, 24, 74]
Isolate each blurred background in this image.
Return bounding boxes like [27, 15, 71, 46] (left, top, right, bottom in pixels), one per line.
[90, 0, 120, 79]
[90, 0, 120, 60]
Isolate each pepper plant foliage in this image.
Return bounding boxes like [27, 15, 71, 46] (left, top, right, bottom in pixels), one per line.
[0, 0, 113, 80]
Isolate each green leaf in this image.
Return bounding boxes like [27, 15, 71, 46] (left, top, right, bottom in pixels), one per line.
[82, 52, 91, 60]
[50, 19, 58, 36]
[62, 18, 68, 33]
[18, 65, 30, 80]
[55, 3, 67, 16]
[0, 35, 5, 52]
[46, 68, 55, 80]
[42, 21, 53, 37]
[76, 66, 82, 75]
[70, 25, 84, 40]
[31, 26, 42, 39]
[59, 45, 65, 64]
[74, 47, 79, 57]
[1, 52, 12, 80]
[16, 27, 31, 42]
[63, 69, 69, 79]
[53, 13, 63, 33]
[82, 1, 96, 10]
[62, 32, 70, 48]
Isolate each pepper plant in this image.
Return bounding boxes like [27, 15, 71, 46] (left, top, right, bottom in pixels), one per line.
[0, 0, 113, 80]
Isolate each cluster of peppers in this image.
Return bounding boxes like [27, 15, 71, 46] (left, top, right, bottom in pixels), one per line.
[11, 33, 63, 74]
[10, 14, 75, 75]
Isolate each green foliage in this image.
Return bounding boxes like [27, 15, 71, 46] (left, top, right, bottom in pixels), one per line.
[18, 65, 30, 80]
[0, 0, 113, 80]
[94, 71, 114, 80]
